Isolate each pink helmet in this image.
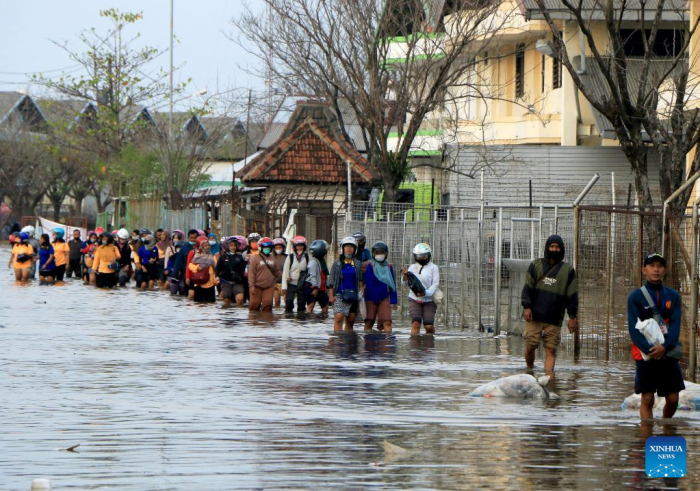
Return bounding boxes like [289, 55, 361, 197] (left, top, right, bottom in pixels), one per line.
[196, 229, 205, 237]
[233, 235, 248, 252]
[292, 235, 306, 246]
[273, 238, 286, 246]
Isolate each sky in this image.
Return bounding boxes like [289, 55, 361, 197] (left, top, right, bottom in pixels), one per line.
[0, 0, 266, 106]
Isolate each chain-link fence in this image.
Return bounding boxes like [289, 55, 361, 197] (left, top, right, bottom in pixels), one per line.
[345, 201, 574, 332]
[160, 207, 207, 233]
[574, 205, 699, 381]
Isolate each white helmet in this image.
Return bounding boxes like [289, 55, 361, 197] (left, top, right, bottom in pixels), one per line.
[413, 243, 432, 255]
[21, 225, 35, 237]
[340, 236, 358, 248]
[117, 228, 130, 240]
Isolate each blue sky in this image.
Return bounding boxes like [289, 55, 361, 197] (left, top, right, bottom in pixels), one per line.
[0, 1, 265, 100]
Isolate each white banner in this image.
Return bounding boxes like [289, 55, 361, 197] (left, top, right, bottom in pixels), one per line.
[38, 216, 88, 240]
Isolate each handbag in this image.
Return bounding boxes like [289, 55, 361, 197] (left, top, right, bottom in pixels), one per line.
[432, 288, 444, 305]
[191, 265, 211, 285]
[640, 286, 682, 360]
[339, 261, 359, 303]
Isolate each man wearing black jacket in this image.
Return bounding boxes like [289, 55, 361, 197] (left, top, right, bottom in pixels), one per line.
[170, 229, 197, 295]
[67, 229, 85, 278]
[521, 235, 579, 375]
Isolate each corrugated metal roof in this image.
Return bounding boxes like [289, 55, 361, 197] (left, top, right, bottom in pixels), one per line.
[579, 57, 685, 138]
[523, 0, 688, 19]
[444, 144, 661, 207]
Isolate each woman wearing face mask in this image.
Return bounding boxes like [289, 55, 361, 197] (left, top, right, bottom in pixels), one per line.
[272, 238, 287, 307]
[156, 229, 172, 290]
[401, 243, 440, 336]
[188, 236, 218, 303]
[363, 241, 398, 333]
[207, 233, 221, 255]
[305, 240, 331, 316]
[136, 234, 159, 290]
[248, 237, 282, 311]
[216, 237, 247, 307]
[92, 232, 121, 289]
[37, 233, 56, 285]
[82, 231, 99, 285]
[282, 236, 308, 313]
[166, 232, 187, 296]
[115, 229, 133, 287]
[327, 237, 365, 332]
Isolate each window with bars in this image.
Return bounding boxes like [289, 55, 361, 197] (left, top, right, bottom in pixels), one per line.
[553, 56, 562, 89]
[515, 43, 525, 98]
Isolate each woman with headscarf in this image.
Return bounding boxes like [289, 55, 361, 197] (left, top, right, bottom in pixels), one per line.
[92, 232, 121, 289]
[188, 236, 218, 302]
[207, 233, 221, 255]
[136, 234, 159, 290]
[363, 241, 398, 333]
[156, 229, 172, 290]
[248, 237, 282, 311]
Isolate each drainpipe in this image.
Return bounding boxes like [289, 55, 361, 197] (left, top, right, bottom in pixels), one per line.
[579, 28, 586, 73]
[661, 172, 700, 257]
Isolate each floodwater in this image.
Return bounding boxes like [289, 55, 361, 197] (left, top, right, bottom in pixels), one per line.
[1, 245, 699, 490]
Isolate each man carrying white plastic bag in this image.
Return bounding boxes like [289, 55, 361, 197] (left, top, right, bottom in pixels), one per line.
[627, 253, 685, 420]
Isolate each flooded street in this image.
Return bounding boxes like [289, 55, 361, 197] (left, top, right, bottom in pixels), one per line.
[1, 245, 699, 490]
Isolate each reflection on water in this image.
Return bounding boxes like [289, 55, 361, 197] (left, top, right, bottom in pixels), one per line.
[1, 245, 699, 490]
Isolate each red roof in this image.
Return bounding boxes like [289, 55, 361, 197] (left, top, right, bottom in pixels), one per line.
[238, 102, 376, 185]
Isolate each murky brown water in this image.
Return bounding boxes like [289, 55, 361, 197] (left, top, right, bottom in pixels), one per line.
[1, 245, 699, 490]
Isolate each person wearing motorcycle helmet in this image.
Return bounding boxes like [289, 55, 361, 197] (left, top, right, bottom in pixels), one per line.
[282, 235, 309, 313]
[115, 228, 133, 287]
[248, 237, 282, 311]
[247, 232, 262, 255]
[401, 243, 440, 336]
[82, 231, 99, 285]
[66, 229, 85, 279]
[37, 233, 56, 284]
[363, 241, 398, 333]
[139, 227, 151, 238]
[305, 240, 331, 315]
[164, 231, 184, 295]
[92, 232, 121, 288]
[272, 238, 287, 307]
[21, 225, 40, 278]
[352, 232, 371, 263]
[51, 228, 70, 282]
[8, 231, 34, 281]
[216, 236, 247, 307]
[95, 227, 106, 235]
[188, 236, 217, 303]
[328, 236, 364, 331]
[136, 234, 159, 290]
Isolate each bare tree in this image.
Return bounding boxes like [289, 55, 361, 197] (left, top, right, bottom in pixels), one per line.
[533, 0, 700, 223]
[0, 125, 53, 227]
[34, 8, 179, 212]
[233, 0, 518, 201]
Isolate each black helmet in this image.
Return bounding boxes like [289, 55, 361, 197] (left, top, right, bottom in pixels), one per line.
[309, 240, 328, 258]
[352, 232, 366, 245]
[140, 227, 150, 235]
[371, 241, 389, 257]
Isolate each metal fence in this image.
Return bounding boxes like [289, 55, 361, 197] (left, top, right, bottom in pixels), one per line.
[574, 205, 699, 381]
[345, 201, 574, 332]
[160, 207, 207, 233]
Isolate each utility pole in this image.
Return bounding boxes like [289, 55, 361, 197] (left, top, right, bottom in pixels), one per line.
[169, 0, 174, 141]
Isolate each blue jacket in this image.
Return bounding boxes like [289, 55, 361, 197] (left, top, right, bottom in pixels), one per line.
[364, 262, 398, 304]
[627, 281, 681, 354]
[171, 242, 194, 280]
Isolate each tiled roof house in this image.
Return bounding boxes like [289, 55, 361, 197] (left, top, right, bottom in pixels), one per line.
[238, 100, 378, 244]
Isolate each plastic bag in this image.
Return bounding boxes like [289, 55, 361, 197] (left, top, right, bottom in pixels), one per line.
[469, 373, 557, 399]
[406, 271, 425, 295]
[621, 381, 700, 411]
[358, 292, 367, 319]
[635, 318, 665, 361]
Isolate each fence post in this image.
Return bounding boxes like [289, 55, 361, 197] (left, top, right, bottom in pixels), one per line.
[445, 209, 450, 329]
[690, 197, 700, 381]
[476, 208, 482, 330]
[605, 210, 612, 361]
[494, 208, 503, 334]
[573, 205, 581, 356]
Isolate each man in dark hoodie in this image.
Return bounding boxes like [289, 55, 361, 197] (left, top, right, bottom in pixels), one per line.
[170, 229, 198, 294]
[521, 235, 579, 375]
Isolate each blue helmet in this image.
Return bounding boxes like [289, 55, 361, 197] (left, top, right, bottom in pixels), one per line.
[52, 228, 65, 240]
[19, 232, 29, 241]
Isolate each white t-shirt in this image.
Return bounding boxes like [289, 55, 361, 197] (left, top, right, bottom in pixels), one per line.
[403, 262, 440, 303]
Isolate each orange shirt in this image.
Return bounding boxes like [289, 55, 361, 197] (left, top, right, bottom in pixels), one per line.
[92, 245, 121, 274]
[12, 243, 34, 269]
[52, 241, 70, 266]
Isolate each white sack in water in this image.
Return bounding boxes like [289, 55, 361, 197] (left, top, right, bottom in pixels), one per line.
[621, 381, 700, 411]
[634, 318, 665, 361]
[469, 373, 558, 400]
